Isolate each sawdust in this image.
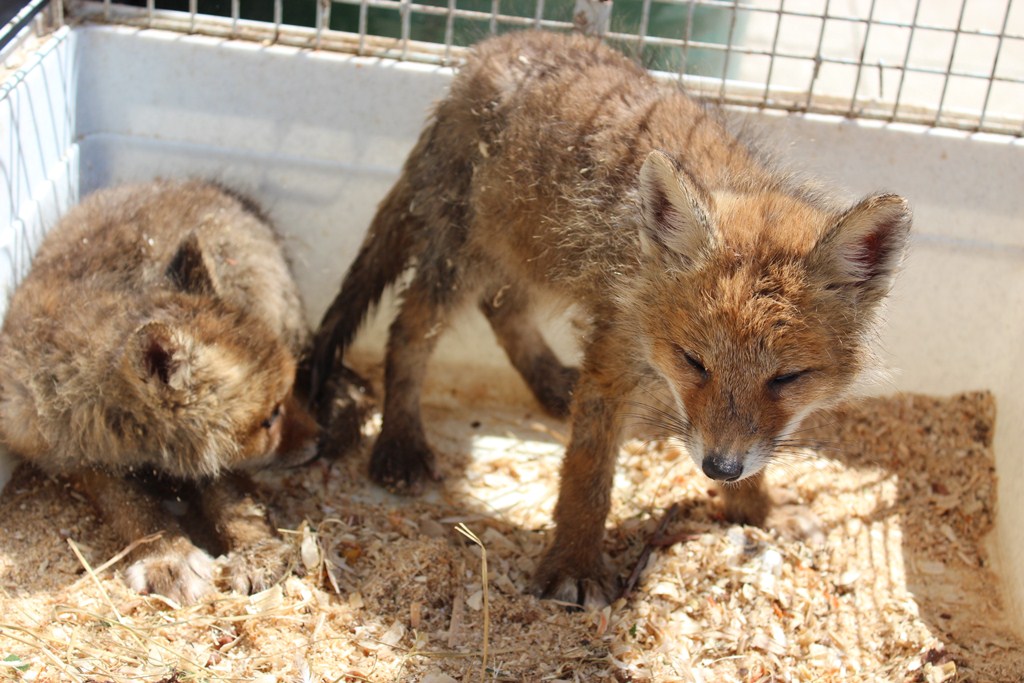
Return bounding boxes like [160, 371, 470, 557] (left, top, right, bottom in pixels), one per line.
[0, 383, 1021, 682]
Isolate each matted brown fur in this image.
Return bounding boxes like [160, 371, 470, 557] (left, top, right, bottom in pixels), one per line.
[310, 30, 911, 606]
[0, 180, 318, 605]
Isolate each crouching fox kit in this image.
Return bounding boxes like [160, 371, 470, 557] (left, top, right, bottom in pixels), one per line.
[0, 180, 317, 605]
[310, 31, 911, 606]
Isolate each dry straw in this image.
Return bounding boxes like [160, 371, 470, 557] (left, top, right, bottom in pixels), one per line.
[454, 523, 489, 682]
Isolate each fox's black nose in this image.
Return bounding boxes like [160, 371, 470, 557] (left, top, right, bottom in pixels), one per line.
[702, 452, 743, 482]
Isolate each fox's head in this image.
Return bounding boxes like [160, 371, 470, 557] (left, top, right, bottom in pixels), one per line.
[626, 150, 911, 482]
[116, 233, 318, 480]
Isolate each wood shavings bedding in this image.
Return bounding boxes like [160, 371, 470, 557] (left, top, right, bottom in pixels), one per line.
[0, 387, 1021, 682]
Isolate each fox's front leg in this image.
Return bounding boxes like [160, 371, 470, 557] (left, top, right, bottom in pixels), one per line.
[720, 472, 825, 545]
[720, 472, 771, 527]
[77, 469, 215, 605]
[532, 335, 636, 607]
[198, 474, 295, 594]
[479, 284, 578, 418]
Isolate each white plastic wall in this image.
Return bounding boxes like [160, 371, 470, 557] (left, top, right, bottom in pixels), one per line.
[1, 25, 1022, 634]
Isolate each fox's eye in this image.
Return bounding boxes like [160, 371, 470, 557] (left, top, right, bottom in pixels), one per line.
[768, 371, 805, 393]
[261, 403, 283, 430]
[674, 345, 708, 380]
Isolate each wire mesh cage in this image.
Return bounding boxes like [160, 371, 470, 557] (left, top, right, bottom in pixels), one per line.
[51, 0, 1024, 136]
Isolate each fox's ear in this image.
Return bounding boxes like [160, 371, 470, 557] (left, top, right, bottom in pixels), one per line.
[135, 321, 194, 391]
[167, 232, 218, 295]
[807, 193, 912, 303]
[638, 150, 717, 268]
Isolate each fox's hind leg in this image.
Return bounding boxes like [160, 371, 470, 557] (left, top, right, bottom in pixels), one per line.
[480, 284, 578, 418]
[370, 258, 470, 493]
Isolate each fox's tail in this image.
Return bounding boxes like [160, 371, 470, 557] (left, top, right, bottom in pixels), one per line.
[308, 99, 475, 411]
[307, 175, 420, 408]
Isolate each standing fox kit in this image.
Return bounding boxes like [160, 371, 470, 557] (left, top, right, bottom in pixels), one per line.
[0, 180, 317, 604]
[311, 31, 911, 605]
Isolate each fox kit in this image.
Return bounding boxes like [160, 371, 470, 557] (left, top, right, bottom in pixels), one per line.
[0, 180, 317, 605]
[310, 31, 911, 606]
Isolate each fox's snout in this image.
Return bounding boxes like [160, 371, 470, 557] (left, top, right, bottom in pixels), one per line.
[700, 450, 745, 482]
[276, 393, 320, 464]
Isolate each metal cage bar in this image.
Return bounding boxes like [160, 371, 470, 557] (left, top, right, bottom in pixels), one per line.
[846, 0, 876, 118]
[934, 0, 969, 128]
[978, 0, 1014, 131]
[805, 0, 831, 114]
[760, 0, 783, 106]
[891, 0, 923, 124]
[716, 0, 741, 102]
[0, 0, 52, 53]
[636, 0, 652, 54]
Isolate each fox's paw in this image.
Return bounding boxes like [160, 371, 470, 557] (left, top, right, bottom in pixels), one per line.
[767, 503, 826, 547]
[222, 537, 295, 594]
[315, 366, 376, 461]
[534, 366, 579, 419]
[124, 542, 215, 605]
[531, 545, 618, 609]
[369, 430, 441, 495]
